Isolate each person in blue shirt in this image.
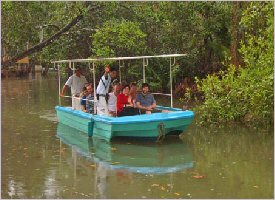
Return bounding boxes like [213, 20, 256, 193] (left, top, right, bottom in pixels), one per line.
[136, 83, 156, 114]
[81, 84, 94, 114]
[80, 86, 88, 111]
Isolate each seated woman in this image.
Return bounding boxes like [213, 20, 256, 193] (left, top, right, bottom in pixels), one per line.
[117, 85, 139, 117]
[128, 82, 137, 107]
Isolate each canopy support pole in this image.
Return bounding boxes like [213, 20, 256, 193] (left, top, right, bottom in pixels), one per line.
[119, 60, 123, 83]
[170, 57, 175, 108]
[57, 63, 61, 106]
[143, 58, 148, 83]
[92, 62, 97, 114]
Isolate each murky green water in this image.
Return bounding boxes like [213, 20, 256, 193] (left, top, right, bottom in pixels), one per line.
[1, 73, 274, 199]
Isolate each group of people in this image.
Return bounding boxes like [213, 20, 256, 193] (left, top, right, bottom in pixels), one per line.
[60, 65, 157, 117]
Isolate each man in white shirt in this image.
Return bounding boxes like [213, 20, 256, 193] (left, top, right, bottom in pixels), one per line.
[108, 81, 121, 116]
[60, 66, 88, 110]
[96, 66, 118, 115]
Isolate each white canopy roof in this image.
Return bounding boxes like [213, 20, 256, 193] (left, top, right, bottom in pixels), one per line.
[51, 54, 187, 63]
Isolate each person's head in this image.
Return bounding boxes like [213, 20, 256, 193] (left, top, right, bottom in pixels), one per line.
[122, 84, 130, 95]
[75, 66, 81, 77]
[82, 86, 88, 96]
[109, 66, 118, 79]
[141, 83, 150, 94]
[86, 84, 93, 94]
[130, 82, 137, 94]
[113, 82, 121, 94]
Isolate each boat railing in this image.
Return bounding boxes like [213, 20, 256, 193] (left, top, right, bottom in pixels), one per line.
[151, 93, 171, 97]
[53, 54, 188, 109]
[62, 95, 97, 103]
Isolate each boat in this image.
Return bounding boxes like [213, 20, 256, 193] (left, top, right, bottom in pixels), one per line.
[53, 54, 194, 142]
[57, 123, 194, 174]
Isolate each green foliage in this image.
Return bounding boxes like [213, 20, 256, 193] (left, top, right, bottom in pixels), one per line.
[92, 20, 147, 58]
[186, 2, 273, 127]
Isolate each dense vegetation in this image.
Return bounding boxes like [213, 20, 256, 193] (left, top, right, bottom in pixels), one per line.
[1, 2, 273, 126]
[183, 2, 273, 127]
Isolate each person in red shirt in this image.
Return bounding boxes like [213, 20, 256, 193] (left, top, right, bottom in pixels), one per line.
[117, 85, 130, 116]
[117, 84, 140, 117]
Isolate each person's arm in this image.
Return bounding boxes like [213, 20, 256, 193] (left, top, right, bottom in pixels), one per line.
[60, 85, 69, 96]
[136, 101, 149, 110]
[151, 95, 157, 109]
[61, 76, 72, 96]
[148, 95, 156, 109]
[150, 101, 157, 109]
[104, 66, 110, 80]
[136, 101, 143, 109]
[135, 94, 145, 110]
[128, 96, 134, 107]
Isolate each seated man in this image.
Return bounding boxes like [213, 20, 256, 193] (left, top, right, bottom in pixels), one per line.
[135, 83, 156, 114]
[81, 84, 95, 114]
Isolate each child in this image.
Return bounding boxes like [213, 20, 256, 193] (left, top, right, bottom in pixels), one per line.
[81, 84, 94, 114]
[80, 86, 88, 112]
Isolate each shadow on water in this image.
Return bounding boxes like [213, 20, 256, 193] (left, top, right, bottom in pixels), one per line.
[56, 123, 194, 175]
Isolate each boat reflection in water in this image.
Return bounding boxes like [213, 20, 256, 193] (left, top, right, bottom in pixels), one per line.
[57, 123, 194, 198]
[57, 123, 194, 175]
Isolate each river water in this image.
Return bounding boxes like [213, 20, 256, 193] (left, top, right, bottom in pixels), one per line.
[1, 73, 274, 199]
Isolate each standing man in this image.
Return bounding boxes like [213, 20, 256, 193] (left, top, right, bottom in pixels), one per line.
[96, 66, 118, 115]
[136, 83, 156, 114]
[60, 66, 88, 110]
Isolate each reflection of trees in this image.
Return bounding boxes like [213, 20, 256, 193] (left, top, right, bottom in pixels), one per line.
[96, 162, 108, 199]
[185, 125, 274, 198]
[1, 134, 61, 198]
[2, 75, 59, 112]
[1, 76, 61, 198]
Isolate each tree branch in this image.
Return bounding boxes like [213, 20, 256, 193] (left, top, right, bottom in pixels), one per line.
[2, 14, 83, 68]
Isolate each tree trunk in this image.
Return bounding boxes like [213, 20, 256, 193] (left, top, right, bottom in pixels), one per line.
[231, 1, 240, 68]
[2, 14, 83, 68]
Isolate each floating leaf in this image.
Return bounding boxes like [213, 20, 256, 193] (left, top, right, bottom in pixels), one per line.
[174, 192, 180, 196]
[193, 175, 205, 179]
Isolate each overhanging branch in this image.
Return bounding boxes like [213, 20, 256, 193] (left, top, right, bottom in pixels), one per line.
[2, 14, 83, 68]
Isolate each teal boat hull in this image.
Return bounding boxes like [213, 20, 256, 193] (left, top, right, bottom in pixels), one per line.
[55, 106, 194, 142]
